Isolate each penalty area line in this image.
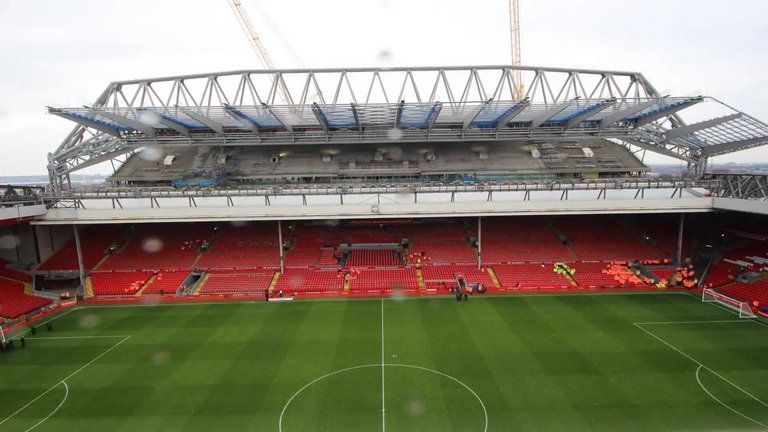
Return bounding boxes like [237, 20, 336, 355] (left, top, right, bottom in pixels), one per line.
[0, 335, 131, 427]
[634, 322, 768, 427]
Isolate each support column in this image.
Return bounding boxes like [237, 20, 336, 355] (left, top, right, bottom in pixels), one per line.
[477, 216, 482, 270]
[278, 220, 285, 275]
[676, 214, 685, 264]
[73, 225, 85, 296]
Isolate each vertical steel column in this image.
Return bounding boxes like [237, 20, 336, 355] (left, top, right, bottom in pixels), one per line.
[676, 214, 685, 264]
[278, 220, 284, 274]
[73, 225, 85, 295]
[477, 216, 482, 270]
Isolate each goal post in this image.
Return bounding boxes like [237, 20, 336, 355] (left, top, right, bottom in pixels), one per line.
[701, 288, 757, 319]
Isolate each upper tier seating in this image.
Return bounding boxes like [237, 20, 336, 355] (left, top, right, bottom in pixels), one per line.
[411, 222, 476, 264]
[719, 278, 768, 307]
[349, 268, 419, 292]
[0, 278, 52, 319]
[347, 249, 399, 267]
[492, 263, 571, 290]
[481, 218, 571, 263]
[275, 269, 345, 293]
[197, 222, 280, 269]
[141, 270, 190, 295]
[37, 225, 124, 271]
[90, 270, 154, 296]
[99, 224, 213, 271]
[420, 265, 494, 291]
[199, 269, 275, 294]
[634, 215, 687, 258]
[0, 259, 32, 282]
[286, 224, 405, 267]
[554, 216, 657, 261]
[285, 226, 339, 267]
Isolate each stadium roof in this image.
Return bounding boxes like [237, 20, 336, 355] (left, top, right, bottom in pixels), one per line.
[46, 65, 768, 190]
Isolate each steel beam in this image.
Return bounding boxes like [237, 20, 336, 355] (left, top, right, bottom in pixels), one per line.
[179, 108, 225, 135]
[97, 111, 156, 136]
[565, 99, 616, 129]
[599, 99, 660, 128]
[529, 100, 574, 128]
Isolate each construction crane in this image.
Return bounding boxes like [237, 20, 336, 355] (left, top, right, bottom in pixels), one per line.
[227, 0, 290, 103]
[507, 0, 524, 99]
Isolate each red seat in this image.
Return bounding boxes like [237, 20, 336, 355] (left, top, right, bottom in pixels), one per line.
[275, 269, 345, 293]
[142, 270, 190, 295]
[492, 263, 571, 290]
[90, 270, 154, 296]
[420, 264, 494, 291]
[349, 268, 419, 292]
[0, 279, 52, 319]
[199, 269, 275, 294]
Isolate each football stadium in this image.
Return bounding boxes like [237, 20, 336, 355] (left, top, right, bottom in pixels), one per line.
[2, 4, 768, 431]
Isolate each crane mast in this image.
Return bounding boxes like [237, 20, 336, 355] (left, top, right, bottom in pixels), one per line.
[508, 0, 524, 99]
[227, 0, 290, 103]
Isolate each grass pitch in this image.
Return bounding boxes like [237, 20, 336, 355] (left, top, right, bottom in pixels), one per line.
[1, 292, 768, 431]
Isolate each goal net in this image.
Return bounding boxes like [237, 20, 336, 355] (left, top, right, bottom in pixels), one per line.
[701, 288, 757, 318]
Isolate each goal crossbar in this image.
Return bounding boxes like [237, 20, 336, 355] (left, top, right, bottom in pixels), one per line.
[702, 288, 757, 318]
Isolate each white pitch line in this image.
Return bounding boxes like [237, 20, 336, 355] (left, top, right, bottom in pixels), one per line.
[696, 366, 768, 430]
[278, 363, 488, 432]
[635, 319, 756, 326]
[0, 335, 131, 427]
[635, 322, 768, 424]
[23, 381, 68, 432]
[381, 298, 386, 432]
[25, 335, 133, 340]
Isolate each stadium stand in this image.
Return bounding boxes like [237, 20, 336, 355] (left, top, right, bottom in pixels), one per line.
[197, 222, 279, 269]
[37, 225, 124, 271]
[481, 218, 570, 263]
[492, 263, 571, 290]
[410, 222, 476, 264]
[0, 259, 32, 282]
[420, 264, 494, 291]
[347, 249, 399, 267]
[199, 269, 275, 294]
[349, 268, 419, 292]
[719, 278, 768, 308]
[275, 268, 345, 294]
[141, 270, 190, 295]
[285, 225, 338, 267]
[555, 216, 658, 261]
[90, 270, 154, 296]
[648, 267, 677, 282]
[634, 215, 687, 258]
[0, 278, 51, 319]
[98, 224, 212, 271]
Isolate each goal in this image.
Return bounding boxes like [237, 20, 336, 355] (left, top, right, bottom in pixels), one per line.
[701, 288, 757, 318]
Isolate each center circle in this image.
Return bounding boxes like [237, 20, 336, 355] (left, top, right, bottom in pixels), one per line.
[279, 363, 488, 431]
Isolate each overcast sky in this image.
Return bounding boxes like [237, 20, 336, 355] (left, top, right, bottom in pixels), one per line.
[0, 0, 766, 175]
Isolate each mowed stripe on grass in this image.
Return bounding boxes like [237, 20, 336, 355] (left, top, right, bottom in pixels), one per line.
[0, 293, 766, 431]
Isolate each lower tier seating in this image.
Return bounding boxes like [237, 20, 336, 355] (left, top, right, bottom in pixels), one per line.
[719, 279, 768, 307]
[349, 268, 419, 292]
[199, 269, 275, 294]
[0, 278, 52, 319]
[275, 269, 345, 294]
[492, 263, 571, 290]
[142, 271, 190, 295]
[90, 270, 154, 296]
[420, 265, 494, 291]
